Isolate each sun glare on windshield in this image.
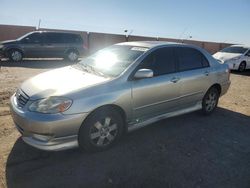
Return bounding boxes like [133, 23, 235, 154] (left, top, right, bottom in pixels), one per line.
[94, 51, 118, 70]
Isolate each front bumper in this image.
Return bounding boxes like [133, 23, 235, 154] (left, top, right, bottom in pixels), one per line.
[224, 60, 240, 70]
[10, 94, 88, 151]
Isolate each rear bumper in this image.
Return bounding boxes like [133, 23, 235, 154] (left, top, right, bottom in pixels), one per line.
[10, 94, 88, 151]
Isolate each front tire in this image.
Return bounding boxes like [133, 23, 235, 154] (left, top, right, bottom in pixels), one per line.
[238, 62, 246, 72]
[202, 87, 219, 115]
[8, 49, 23, 62]
[78, 108, 124, 152]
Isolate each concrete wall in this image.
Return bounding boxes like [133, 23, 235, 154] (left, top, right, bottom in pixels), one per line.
[0, 24, 232, 54]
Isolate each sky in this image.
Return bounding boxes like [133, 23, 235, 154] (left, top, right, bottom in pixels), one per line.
[1, 0, 250, 45]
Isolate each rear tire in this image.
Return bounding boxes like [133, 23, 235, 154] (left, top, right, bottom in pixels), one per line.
[238, 62, 246, 72]
[201, 87, 219, 115]
[78, 108, 124, 152]
[66, 50, 79, 62]
[8, 49, 23, 62]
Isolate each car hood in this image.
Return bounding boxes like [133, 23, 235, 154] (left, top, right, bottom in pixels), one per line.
[21, 66, 110, 100]
[213, 52, 242, 62]
[0, 39, 17, 45]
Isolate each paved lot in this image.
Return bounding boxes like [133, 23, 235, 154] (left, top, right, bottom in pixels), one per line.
[0, 60, 250, 188]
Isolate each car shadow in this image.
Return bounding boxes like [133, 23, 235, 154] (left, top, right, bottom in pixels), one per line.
[0, 59, 81, 69]
[231, 69, 250, 76]
[5, 107, 250, 188]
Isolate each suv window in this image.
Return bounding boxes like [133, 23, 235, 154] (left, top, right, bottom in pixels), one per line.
[44, 33, 64, 43]
[141, 47, 176, 76]
[63, 34, 83, 43]
[176, 47, 209, 71]
[24, 33, 43, 43]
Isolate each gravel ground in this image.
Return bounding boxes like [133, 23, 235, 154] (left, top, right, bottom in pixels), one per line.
[0, 60, 249, 188]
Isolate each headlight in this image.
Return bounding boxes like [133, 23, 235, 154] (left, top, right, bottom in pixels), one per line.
[231, 56, 241, 61]
[29, 97, 72, 114]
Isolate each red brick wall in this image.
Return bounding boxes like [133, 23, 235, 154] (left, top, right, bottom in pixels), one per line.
[0, 25, 35, 41]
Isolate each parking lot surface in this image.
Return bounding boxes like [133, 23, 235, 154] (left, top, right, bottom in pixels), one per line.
[0, 60, 250, 188]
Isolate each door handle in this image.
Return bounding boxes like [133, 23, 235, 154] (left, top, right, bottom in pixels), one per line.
[171, 77, 180, 83]
[204, 71, 209, 76]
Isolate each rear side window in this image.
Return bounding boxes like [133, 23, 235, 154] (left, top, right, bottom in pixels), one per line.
[141, 47, 176, 76]
[63, 34, 83, 44]
[44, 33, 64, 43]
[176, 47, 209, 72]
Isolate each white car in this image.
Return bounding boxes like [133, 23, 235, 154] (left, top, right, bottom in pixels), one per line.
[213, 45, 250, 72]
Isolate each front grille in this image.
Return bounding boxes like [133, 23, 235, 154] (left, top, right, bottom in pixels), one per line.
[15, 89, 29, 108]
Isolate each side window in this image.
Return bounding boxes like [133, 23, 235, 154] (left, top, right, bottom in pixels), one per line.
[141, 47, 176, 76]
[44, 33, 64, 43]
[177, 47, 208, 72]
[24, 33, 42, 43]
[63, 34, 83, 44]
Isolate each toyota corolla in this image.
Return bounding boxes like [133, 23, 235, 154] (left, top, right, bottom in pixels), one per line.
[10, 41, 231, 152]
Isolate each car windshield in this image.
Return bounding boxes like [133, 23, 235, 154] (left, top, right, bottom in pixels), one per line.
[76, 45, 148, 77]
[16, 32, 37, 41]
[221, 47, 248, 54]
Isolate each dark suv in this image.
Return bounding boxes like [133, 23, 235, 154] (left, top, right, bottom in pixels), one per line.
[0, 31, 85, 62]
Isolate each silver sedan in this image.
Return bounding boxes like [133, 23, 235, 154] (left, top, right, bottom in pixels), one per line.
[10, 41, 231, 152]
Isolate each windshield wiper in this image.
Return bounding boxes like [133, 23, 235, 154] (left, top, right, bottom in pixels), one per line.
[73, 63, 108, 78]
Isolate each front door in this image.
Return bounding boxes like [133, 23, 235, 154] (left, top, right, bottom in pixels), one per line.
[21, 32, 45, 57]
[131, 47, 181, 122]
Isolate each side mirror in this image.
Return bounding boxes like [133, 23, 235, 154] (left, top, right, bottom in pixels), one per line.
[134, 69, 153, 79]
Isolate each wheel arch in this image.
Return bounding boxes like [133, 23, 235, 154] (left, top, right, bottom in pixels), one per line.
[7, 47, 24, 56]
[65, 48, 79, 55]
[80, 104, 127, 132]
[207, 83, 222, 96]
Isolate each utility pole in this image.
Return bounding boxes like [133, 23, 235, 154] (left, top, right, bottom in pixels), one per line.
[37, 19, 41, 30]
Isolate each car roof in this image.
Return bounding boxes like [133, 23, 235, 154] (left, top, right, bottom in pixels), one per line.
[31, 31, 80, 35]
[117, 41, 192, 49]
[230, 44, 250, 49]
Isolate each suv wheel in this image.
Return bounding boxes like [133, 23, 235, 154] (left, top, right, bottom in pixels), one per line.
[238, 62, 246, 72]
[9, 49, 23, 62]
[202, 87, 219, 115]
[78, 108, 124, 152]
[66, 50, 79, 62]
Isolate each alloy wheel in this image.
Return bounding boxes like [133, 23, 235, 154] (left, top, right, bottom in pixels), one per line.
[89, 117, 118, 146]
[11, 51, 22, 61]
[205, 91, 218, 112]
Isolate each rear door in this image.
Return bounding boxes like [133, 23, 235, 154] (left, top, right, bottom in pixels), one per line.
[175, 47, 211, 108]
[131, 47, 181, 121]
[43, 33, 65, 57]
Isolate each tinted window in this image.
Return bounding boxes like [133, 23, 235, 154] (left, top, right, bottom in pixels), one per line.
[177, 47, 208, 71]
[63, 34, 83, 43]
[44, 33, 64, 43]
[24, 33, 43, 43]
[221, 47, 248, 54]
[141, 47, 176, 76]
